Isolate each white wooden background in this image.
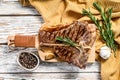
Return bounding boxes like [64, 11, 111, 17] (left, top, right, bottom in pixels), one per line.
[0, 0, 100, 80]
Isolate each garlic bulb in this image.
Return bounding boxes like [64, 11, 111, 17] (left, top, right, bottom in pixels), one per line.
[100, 46, 111, 59]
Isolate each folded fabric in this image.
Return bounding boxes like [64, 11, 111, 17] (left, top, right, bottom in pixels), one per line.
[19, 0, 120, 80]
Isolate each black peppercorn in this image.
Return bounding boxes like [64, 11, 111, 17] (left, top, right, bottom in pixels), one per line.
[19, 52, 38, 69]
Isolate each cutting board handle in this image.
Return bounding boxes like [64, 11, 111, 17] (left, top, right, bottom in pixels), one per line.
[8, 34, 36, 48]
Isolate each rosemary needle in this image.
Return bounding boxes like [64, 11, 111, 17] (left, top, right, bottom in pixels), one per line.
[55, 36, 91, 53]
[82, 2, 117, 56]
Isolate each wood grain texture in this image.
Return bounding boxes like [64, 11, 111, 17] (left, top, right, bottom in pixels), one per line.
[0, 1, 39, 15]
[0, 73, 100, 80]
[0, 45, 100, 73]
[0, 16, 43, 43]
[3, 0, 18, 1]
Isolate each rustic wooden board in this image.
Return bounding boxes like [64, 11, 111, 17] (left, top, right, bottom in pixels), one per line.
[0, 16, 43, 43]
[0, 45, 100, 73]
[3, 0, 18, 1]
[0, 1, 39, 15]
[0, 73, 100, 80]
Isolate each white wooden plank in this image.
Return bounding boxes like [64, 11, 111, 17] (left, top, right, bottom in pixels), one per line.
[0, 73, 100, 80]
[0, 16, 100, 73]
[0, 16, 43, 43]
[3, 0, 18, 1]
[0, 45, 100, 73]
[0, 1, 39, 15]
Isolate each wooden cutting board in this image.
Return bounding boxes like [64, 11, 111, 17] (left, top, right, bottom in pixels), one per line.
[8, 34, 95, 63]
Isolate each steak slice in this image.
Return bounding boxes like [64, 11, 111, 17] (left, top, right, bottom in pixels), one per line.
[38, 21, 96, 68]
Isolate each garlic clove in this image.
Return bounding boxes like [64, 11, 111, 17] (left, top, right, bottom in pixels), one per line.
[100, 46, 111, 59]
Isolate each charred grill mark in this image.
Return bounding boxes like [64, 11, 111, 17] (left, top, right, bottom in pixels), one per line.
[66, 26, 71, 39]
[71, 25, 76, 42]
[59, 29, 65, 38]
[68, 25, 75, 40]
[44, 32, 49, 43]
[82, 31, 89, 40]
[63, 49, 68, 56]
[63, 29, 68, 38]
[62, 48, 68, 59]
[46, 32, 51, 42]
[73, 23, 80, 42]
[65, 48, 74, 61]
[50, 32, 55, 42]
[63, 30, 67, 38]
[55, 31, 60, 40]
[67, 52, 72, 62]
[40, 31, 47, 43]
[76, 25, 85, 40]
[53, 31, 58, 41]
[58, 30, 62, 37]
[70, 22, 77, 42]
[76, 27, 85, 43]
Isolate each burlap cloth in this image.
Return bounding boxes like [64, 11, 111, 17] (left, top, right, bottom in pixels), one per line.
[19, 0, 120, 80]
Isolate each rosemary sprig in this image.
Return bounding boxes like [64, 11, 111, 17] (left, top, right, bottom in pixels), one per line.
[56, 36, 83, 53]
[55, 36, 91, 53]
[56, 36, 77, 47]
[82, 2, 117, 56]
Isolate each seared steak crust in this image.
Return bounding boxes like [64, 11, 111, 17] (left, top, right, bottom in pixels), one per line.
[39, 21, 96, 68]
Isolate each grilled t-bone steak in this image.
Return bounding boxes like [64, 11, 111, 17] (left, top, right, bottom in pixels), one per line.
[39, 21, 96, 68]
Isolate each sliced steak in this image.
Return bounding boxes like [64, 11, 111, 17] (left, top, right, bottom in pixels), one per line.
[38, 21, 96, 68]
